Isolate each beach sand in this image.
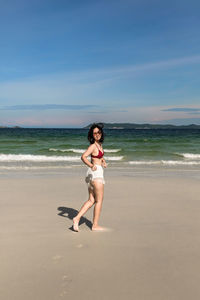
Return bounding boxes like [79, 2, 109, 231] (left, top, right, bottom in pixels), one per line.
[1, 168, 200, 300]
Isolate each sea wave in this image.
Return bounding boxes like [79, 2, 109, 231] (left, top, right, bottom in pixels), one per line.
[129, 160, 200, 165]
[0, 166, 74, 170]
[129, 161, 160, 165]
[105, 156, 123, 161]
[104, 149, 121, 153]
[177, 153, 200, 159]
[0, 153, 123, 162]
[49, 148, 121, 153]
[49, 148, 84, 153]
[0, 154, 81, 162]
[161, 160, 200, 165]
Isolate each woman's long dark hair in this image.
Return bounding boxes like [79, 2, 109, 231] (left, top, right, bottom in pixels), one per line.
[88, 123, 104, 144]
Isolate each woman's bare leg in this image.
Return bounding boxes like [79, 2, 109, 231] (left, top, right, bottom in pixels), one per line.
[73, 188, 95, 231]
[92, 181, 104, 231]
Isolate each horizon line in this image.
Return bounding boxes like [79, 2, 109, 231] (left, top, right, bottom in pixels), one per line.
[1, 122, 200, 129]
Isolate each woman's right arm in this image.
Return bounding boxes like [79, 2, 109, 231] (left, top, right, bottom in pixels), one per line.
[81, 144, 96, 169]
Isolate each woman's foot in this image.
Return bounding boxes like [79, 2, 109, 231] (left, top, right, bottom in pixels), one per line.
[92, 225, 105, 231]
[73, 217, 79, 232]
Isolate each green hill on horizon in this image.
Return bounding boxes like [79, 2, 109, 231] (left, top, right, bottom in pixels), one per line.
[84, 123, 200, 129]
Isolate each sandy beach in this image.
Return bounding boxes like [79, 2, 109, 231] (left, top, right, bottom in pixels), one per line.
[1, 167, 200, 300]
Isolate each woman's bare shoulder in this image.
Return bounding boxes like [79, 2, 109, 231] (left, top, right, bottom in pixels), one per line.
[87, 143, 95, 150]
[82, 143, 95, 156]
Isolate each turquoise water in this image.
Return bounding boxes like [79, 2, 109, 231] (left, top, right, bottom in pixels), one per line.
[0, 128, 200, 169]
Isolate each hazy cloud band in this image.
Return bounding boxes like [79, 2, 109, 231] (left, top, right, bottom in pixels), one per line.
[162, 108, 200, 112]
[1, 104, 99, 111]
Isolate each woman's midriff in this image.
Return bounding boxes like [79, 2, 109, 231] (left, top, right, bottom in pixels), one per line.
[91, 158, 103, 166]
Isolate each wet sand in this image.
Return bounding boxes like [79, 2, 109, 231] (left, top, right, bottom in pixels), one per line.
[1, 168, 200, 299]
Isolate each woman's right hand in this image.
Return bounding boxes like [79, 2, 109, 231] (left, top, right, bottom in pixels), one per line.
[91, 164, 97, 171]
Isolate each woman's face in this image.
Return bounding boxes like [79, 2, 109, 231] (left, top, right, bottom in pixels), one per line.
[93, 127, 102, 142]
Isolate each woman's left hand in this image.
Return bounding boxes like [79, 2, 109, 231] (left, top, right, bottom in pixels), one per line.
[102, 161, 107, 168]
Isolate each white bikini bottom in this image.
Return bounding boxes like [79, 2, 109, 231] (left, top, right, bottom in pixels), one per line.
[85, 165, 105, 189]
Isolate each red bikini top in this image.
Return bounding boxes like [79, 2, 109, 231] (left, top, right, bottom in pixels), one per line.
[91, 144, 104, 159]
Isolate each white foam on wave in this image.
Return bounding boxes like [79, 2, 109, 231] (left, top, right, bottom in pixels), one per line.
[49, 148, 85, 153]
[161, 160, 200, 165]
[65, 148, 84, 153]
[105, 156, 123, 161]
[0, 166, 73, 170]
[129, 160, 200, 166]
[177, 153, 200, 159]
[0, 153, 123, 163]
[0, 154, 81, 162]
[104, 149, 121, 153]
[49, 148, 121, 153]
[129, 161, 160, 165]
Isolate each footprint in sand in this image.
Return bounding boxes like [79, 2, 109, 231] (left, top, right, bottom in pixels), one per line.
[59, 275, 72, 297]
[62, 275, 72, 286]
[52, 255, 63, 263]
[60, 291, 67, 297]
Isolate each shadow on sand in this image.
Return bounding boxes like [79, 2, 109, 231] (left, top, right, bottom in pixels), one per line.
[57, 206, 92, 231]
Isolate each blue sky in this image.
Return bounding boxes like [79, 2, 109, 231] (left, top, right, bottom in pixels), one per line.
[0, 0, 200, 127]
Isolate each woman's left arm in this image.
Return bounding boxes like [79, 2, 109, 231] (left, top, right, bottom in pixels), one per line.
[101, 158, 107, 168]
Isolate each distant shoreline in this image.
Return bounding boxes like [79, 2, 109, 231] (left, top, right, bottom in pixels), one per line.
[83, 123, 200, 129]
[0, 126, 22, 129]
[0, 123, 200, 129]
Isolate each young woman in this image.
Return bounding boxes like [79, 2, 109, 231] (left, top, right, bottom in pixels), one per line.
[73, 123, 107, 232]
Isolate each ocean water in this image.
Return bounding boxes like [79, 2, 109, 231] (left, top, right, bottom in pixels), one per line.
[0, 128, 200, 170]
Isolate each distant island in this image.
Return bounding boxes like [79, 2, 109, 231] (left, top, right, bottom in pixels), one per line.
[84, 123, 200, 129]
[0, 126, 22, 128]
